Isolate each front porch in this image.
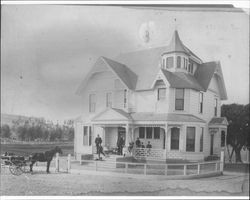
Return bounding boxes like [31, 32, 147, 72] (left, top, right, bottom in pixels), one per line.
[77, 108, 207, 161]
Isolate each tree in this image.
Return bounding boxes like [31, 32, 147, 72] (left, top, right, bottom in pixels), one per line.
[0, 124, 11, 138]
[221, 103, 249, 163]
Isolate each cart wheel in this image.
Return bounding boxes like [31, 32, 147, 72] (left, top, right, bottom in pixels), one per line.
[9, 163, 24, 176]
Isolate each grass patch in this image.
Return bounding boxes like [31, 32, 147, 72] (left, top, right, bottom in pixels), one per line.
[0, 143, 74, 156]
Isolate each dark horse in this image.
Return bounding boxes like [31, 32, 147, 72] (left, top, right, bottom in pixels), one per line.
[29, 146, 62, 173]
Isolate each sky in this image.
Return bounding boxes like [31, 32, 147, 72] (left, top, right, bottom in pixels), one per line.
[1, 4, 249, 122]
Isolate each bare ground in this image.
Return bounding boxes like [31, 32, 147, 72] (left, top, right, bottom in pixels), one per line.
[0, 167, 249, 196]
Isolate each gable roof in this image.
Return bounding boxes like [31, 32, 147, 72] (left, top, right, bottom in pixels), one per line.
[194, 61, 227, 100]
[76, 56, 137, 94]
[161, 69, 204, 91]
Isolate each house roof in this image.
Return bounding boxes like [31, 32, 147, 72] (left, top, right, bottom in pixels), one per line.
[101, 57, 137, 90]
[77, 30, 227, 100]
[209, 117, 228, 126]
[91, 108, 205, 123]
[161, 69, 205, 91]
[131, 112, 206, 123]
[165, 30, 202, 63]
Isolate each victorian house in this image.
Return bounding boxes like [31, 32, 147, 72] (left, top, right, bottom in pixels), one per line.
[74, 30, 228, 161]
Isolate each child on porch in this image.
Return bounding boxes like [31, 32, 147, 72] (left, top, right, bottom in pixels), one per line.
[98, 144, 106, 160]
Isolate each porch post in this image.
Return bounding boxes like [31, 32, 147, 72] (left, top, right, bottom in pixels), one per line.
[102, 126, 106, 146]
[125, 123, 129, 147]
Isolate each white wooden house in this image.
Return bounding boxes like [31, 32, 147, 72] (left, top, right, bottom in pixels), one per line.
[74, 30, 228, 161]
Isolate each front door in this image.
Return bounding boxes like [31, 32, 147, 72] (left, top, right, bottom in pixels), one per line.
[210, 134, 214, 155]
[117, 127, 126, 144]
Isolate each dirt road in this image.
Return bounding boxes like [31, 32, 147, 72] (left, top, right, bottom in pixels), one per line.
[0, 168, 249, 196]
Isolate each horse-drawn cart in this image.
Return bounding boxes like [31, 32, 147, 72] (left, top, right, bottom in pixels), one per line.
[1, 153, 30, 176]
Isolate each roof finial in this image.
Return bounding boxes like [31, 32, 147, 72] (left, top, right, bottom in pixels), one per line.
[174, 18, 177, 31]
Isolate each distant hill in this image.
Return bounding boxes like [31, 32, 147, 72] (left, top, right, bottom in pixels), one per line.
[1, 113, 43, 126]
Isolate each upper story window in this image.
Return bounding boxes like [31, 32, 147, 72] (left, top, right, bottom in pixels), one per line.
[157, 88, 166, 100]
[106, 92, 112, 108]
[214, 98, 218, 116]
[124, 89, 127, 108]
[166, 57, 174, 68]
[186, 127, 196, 152]
[89, 94, 96, 113]
[175, 88, 184, 110]
[177, 56, 181, 68]
[199, 92, 203, 113]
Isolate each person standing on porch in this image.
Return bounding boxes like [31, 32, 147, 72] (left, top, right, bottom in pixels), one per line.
[117, 136, 125, 155]
[135, 137, 141, 148]
[98, 144, 106, 160]
[95, 134, 102, 154]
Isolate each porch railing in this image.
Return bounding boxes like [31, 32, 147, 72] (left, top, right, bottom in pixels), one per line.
[133, 148, 166, 160]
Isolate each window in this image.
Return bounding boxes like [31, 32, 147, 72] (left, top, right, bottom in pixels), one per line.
[106, 92, 112, 108]
[190, 62, 194, 73]
[154, 127, 160, 139]
[199, 92, 203, 113]
[221, 131, 226, 147]
[89, 126, 92, 146]
[158, 88, 166, 100]
[171, 127, 180, 150]
[139, 127, 145, 139]
[89, 94, 96, 113]
[186, 127, 196, 152]
[124, 89, 127, 108]
[200, 127, 204, 152]
[146, 127, 153, 139]
[214, 98, 218, 116]
[175, 89, 184, 110]
[177, 56, 181, 68]
[166, 57, 174, 68]
[188, 63, 191, 72]
[83, 126, 88, 146]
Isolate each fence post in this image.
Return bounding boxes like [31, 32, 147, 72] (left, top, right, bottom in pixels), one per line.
[67, 154, 71, 173]
[183, 164, 187, 176]
[220, 151, 224, 172]
[165, 164, 168, 176]
[55, 153, 59, 172]
[144, 164, 147, 175]
[197, 163, 200, 175]
[80, 154, 82, 165]
[125, 163, 128, 174]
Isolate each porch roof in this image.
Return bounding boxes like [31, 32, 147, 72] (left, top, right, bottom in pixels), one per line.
[91, 108, 205, 123]
[209, 117, 228, 126]
[131, 112, 206, 123]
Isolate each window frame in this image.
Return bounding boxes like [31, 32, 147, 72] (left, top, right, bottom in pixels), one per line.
[175, 89, 185, 111]
[170, 127, 180, 150]
[157, 88, 166, 101]
[200, 127, 204, 152]
[166, 57, 174, 69]
[221, 131, 226, 147]
[139, 127, 145, 139]
[177, 56, 181, 68]
[186, 127, 196, 152]
[83, 126, 88, 146]
[124, 89, 127, 108]
[154, 127, 160, 139]
[146, 127, 153, 139]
